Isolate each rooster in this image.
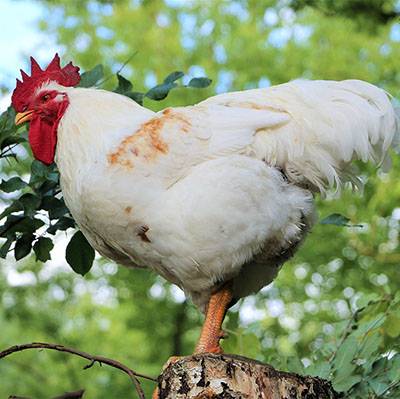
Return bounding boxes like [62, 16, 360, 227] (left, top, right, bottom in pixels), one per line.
[13, 54, 398, 354]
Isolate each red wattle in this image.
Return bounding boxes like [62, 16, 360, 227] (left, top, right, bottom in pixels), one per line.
[28, 100, 69, 165]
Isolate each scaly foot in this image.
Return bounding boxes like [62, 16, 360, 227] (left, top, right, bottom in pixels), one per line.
[194, 283, 233, 354]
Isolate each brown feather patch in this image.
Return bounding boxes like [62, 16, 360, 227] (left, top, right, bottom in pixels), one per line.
[107, 109, 191, 168]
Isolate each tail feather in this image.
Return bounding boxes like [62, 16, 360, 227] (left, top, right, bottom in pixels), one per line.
[252, 79, 399, 193]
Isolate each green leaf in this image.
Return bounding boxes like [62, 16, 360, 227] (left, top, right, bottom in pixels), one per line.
[0, 215, 25, 237]
[0, 202, 23, 220]
[356, 293, 380, 310]
[66, 230, 95, 276]
[0, 177, 27, 193]
[357, 341, 382, 374]
[356, 313, 387, 336]
[0, 216, 44, 238]
[0, 106, 16, 131]
[333, 335, 359, 380]
[14, 233, 34, 260]
[370, 357, 387, 377]
[114, 73, 133, 94]
[41, 197, 69, 219]
[47, 171, 60, 183]
[0, 237, 14, 258]
[163, 71, 184, 84]
[19, 194, 41, 217]
[33, 237, 54, 262]
[305, 362, 331, 379]
[358, 331, 382, 360]
[388, 354, 400, 381]
[333, 374, 362, 392]
[36, 179, 59, 197]
[77, 64, 104, 88]
[320, 213, 350, 226]
[369, 379, 390, 395]
[145, 82, 177, 101]
[0, 131, 16, 149]
[126, 91, 144, 105]
[286, 356, 305, 374]
[188, 77, 212, 88]
[47, 217, 75, 235]
[31, 160, 50, 178]
[384, 313, 400, 338]
[1, 135, 26, 150]
[113, 74, 146, 104]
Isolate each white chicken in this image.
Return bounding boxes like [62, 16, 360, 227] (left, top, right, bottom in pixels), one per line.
[13, 54, 399, 353]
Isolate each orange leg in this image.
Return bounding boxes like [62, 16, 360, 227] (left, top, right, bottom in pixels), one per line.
[194, 283, 233, 354]
[153, 284, 233, 398]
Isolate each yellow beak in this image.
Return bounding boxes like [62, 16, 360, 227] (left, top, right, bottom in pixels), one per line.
[15, 110, 34, 126]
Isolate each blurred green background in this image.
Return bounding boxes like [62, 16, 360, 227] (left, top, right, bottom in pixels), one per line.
[1, 0, 400, 397]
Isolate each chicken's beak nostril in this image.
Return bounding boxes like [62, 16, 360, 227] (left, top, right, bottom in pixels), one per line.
[15, 110, 34, 126]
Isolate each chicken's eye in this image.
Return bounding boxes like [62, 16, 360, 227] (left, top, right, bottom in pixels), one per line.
[41, 94, 50, 102]
[22, 105, 28, 112]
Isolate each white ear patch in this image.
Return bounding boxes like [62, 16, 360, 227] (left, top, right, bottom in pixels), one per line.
[54, 93, 65, 102]
[34, 80, 64, 96]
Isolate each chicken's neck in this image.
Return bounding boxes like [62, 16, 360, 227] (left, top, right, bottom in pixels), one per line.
[54, 87, 156, 217]
[55, 87, 153, 171]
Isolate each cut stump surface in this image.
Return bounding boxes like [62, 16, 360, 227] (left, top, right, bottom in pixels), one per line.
[155, 353, 340, 399]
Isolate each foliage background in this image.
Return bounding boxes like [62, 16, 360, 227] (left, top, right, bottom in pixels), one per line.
[1, 0, 400, 397]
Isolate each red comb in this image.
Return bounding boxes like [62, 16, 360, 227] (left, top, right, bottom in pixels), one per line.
[12, 53, 80, 112]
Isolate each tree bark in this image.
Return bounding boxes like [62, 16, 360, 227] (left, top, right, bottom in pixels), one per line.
[154, 353, 340, 399]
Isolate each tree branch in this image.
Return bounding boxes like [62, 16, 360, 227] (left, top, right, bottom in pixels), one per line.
[0, 342, 158, 399]
[9, 390, 85, 399]
[52, 389, 85, 399]
[97, 51, 138, 86]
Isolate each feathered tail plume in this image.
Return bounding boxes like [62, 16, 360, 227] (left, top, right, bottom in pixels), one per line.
[252, 79, 400, 194]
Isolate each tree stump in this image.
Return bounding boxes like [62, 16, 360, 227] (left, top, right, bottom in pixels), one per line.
[154, 354, 340, 399]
